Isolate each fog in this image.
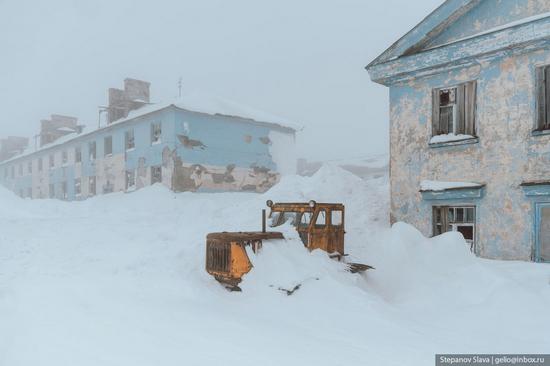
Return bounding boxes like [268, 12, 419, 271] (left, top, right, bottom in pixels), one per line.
[0, 0, 441, 161]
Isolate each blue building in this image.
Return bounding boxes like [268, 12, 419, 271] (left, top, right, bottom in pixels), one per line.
[0, 79, 296, 201]
[367, 1, 550, 262]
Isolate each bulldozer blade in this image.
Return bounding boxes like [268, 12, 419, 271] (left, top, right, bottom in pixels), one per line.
[346, 263, 375, 273]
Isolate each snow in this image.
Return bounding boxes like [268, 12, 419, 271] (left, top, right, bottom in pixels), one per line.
[429, 133, 476, 144]
[0, 166, 548, 365]
[420, 180, 483, 191]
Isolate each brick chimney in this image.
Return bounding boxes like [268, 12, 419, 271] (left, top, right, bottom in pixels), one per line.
[0, 136, 29, 161]
[39, 114, 82, 147]
[107, 78, 150, 124]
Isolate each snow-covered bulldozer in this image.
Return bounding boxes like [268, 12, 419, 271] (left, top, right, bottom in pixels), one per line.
[205, 200, 372, 290]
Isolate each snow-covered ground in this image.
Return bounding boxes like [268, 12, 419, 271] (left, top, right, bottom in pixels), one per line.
[0, 166, 548, 365]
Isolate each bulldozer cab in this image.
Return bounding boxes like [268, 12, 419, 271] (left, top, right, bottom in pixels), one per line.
[268, 201, 345, 256]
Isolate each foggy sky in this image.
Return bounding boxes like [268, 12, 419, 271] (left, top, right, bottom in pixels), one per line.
[0, 0, 441, 161]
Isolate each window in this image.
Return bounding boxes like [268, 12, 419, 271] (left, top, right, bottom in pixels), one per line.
[61, 182, 68, 200]
[299, 212, 312, 227]
[331, 210, 343, 226]
[126, 170, 136, 190]
[125, 130, 135, 151]
[151, 165, 162, 184]
[27, 161, 32, 174]
[18, 164, 23, 176]
[48, 184, 55, 198]
[27, 187, 32, 198]
[62, 150, 68, 165]
[89, 176, 96, 196]
[432, 81, 477, 138]
[314, 209, 327, 228]
[104, 136, 113, 157]
[89, 141, 97, 161]
[38, 158, 43, 172]
[75, 178, 81, 196]
[3, 167, 7, 179]
[10, 166, 14, 179]
[49, 154, 55, 169]
[536, 65, 550, 131]
[433, 206, 476, 250]
[75, 147, 82, 163]
[151, 122, 162, 144]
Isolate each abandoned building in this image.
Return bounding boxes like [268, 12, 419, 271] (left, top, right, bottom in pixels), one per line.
[366, 1, 550, 262]
[0, 78, 296, 201]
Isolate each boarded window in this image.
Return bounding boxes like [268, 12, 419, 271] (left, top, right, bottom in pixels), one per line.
[433, 206, 476, 250]
[104, 136, 113, 157]
[536, 65, 550, 131]
[151, 122, 162, 144]
[89, 141, 97, 161]
[125, 130, 135, 150]
[151, 165, 162, 184]
[432, 81, 476, 137]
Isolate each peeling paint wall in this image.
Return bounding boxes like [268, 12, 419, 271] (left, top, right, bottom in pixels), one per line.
[0, 106, 295, 200]
[389, 43, 550, 260]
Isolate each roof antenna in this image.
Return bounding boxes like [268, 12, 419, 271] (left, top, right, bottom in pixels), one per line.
[178, 77, 183, 98]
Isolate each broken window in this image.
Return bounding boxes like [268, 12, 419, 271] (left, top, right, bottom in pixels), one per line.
[89, 176, 96, 196]
[151, 165, 162, 184]
[126, 170, 136, 190]
[48, 184, 54, 198]
[62, 150, 68, 165]
[125, 130, 135, 151]
[432, 81, 476, 137]
[75, 147, 82, 163]
[151, 122, 162, 144]
[61, 181, 68, 200]
[75, 178, 81, 196]
[315, 210, 327, 228]
[331, 210, 343, 226]
[536, 65, 550, 131]
[89, 141, 97, 161]
[299, 212, 312, 227]
[104, 136, 113, 157]
[433, 206, 476, 250]
[49, 154, 55, 169]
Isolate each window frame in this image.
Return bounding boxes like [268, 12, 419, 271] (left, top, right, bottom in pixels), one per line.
[151, 165, 162, 184]
[125, 129, 135, 151]
[431, 80, 477, 141]
[535, 65, 550, 132]
[151, 122, 162, 145]
[104, 136, 113, 157]
[75, 146, 82, 163]
[432, 205, 476, 251]
[89, 141, 97, 161]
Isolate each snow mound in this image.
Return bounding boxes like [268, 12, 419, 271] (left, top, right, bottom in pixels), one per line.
[0, 166, 549, 365]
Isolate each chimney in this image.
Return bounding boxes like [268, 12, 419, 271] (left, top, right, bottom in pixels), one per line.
[0, 136, 29, 161]
[107, 78, 150, 124]
[39, 114, 81, 147]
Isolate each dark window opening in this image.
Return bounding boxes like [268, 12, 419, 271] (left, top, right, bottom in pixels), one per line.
[536, 65, 550, 131]
[151, 165, 162, 184]
[432, 81, 477, 138]
[104, 136, 113, 157]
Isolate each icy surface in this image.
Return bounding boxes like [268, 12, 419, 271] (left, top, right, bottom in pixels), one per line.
[429, 133, 475, 144]
[420, 180, 483, 191]
[0, 166, 548, 365]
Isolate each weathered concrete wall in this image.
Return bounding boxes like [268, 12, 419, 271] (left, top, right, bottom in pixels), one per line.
[389, 45, 550, 260]
[0, 106, 295, 200]
[428, 0, 550, 49]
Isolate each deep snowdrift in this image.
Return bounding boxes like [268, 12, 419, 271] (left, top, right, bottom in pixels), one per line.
[0, 166, 548, 366]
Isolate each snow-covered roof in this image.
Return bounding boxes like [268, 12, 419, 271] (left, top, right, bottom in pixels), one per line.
[0, 93, 297, 165]
[420, 180, 484, 192]
[111, 92, 300, 132]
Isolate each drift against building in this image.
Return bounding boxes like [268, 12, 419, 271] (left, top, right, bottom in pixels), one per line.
[0, 79, 296, 200]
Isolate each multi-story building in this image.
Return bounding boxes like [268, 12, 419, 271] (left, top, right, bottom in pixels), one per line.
[367, 1, 550, 262]
[0, 79, 296, 200]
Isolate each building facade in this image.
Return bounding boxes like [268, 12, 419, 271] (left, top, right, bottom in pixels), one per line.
[367, 0, 550, 262]
[0, 80, 296, 201]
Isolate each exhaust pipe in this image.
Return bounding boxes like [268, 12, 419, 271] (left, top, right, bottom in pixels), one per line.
[262, 209, 266, 233]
